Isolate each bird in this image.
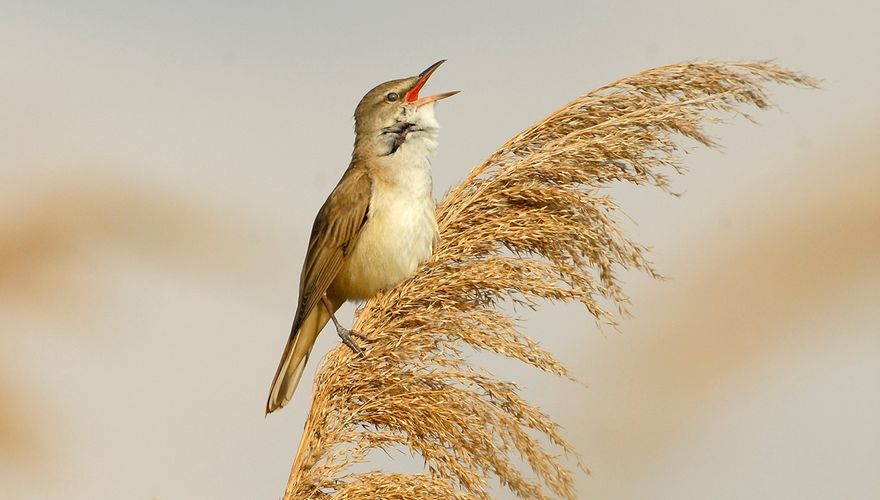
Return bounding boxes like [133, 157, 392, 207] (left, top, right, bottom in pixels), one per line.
[266, 60, 458, 414]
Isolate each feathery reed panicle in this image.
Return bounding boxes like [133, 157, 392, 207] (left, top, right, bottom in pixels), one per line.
[282, 61, 817, 499]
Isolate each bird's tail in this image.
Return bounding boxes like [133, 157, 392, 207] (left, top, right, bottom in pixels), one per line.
[266, 305, 332, 414]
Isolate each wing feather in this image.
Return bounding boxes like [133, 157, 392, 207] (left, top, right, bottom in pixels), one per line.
[292, 166, 371, 330]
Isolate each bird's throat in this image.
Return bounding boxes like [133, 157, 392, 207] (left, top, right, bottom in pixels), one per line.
[376, 122, 438, 158]
[380, 123, 416, 156]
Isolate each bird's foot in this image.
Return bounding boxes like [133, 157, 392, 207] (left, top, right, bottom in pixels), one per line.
[335, 325, 366, 357]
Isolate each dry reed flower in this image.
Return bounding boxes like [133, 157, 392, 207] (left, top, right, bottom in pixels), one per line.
[280, 61, 817, 499]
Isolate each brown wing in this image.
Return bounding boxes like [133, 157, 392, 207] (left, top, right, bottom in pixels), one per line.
[291, 165, 371, 331]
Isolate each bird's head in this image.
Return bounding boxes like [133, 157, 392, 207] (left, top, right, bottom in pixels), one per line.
[353, 60, 458, 156]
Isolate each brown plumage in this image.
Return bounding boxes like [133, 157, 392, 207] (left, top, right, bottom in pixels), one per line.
[266, 168, 371, 413]
[266, 61, 457, 414]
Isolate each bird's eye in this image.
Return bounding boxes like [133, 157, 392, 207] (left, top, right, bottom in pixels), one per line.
[385, 92, 399, 102]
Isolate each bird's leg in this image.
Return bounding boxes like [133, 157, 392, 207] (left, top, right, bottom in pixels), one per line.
[321, 295, 365, 357]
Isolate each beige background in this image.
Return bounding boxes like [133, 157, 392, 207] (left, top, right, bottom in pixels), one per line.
[1, 1, 877, 498]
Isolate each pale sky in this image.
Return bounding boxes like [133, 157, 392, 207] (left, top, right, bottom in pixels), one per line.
[1, 1, 878, 499]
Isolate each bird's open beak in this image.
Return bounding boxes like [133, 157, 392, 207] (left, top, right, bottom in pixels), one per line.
[405, 59, 460, 106]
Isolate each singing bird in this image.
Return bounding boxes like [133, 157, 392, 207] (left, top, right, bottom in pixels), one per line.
[266, 60, 458, 414]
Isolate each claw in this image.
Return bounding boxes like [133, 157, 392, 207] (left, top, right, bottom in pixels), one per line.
[335, 325, 365, 357]
[322, 294, 366, 357]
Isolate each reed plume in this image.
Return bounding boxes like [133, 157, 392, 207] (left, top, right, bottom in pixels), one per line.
[281, 61, 817, 499]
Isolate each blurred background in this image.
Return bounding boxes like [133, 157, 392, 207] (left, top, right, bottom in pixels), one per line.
[1, 1, 877, 498]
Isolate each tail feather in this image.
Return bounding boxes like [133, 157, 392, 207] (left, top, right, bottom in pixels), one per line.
[266, 305, 331, 414]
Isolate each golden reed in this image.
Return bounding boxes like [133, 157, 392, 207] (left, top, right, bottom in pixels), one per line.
[282, 61, 817, 500]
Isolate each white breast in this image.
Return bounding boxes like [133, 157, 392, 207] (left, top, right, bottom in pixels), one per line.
[333, 127, 440, 300]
